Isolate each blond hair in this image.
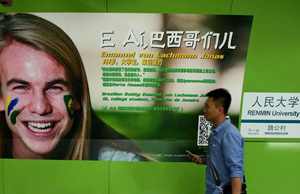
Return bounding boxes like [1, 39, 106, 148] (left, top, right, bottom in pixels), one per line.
[0, 13, 149, 161]
[0, 13, 90, 159]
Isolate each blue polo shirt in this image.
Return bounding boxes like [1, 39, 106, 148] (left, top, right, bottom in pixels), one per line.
[206, 119, 244, 194]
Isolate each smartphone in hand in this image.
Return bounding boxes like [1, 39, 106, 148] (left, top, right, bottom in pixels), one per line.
[185, 150, 193, 156]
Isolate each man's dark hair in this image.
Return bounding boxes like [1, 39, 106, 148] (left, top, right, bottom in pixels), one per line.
[206, 88, 231, 115]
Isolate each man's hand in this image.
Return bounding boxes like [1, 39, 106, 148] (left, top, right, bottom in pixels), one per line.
[231, 177, 242, 194]
[187, 152, 205, 164]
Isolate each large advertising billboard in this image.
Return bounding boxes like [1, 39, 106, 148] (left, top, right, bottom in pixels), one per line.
[0, 13, 253, 161]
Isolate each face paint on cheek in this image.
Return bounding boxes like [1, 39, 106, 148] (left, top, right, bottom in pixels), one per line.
[10, 110, 21, 125]
[5, 96, 12, 113]
[6, 97, 19, 116]
[64, 95, 74, 120]
[5, 97, 21, 125]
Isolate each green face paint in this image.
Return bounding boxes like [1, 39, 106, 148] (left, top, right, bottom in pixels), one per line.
[64, 95, 74, 119]
[5, 97, 20, 125]
[10, 110, 21, 125]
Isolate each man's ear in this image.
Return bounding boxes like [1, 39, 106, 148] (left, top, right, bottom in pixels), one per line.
[218, 106, 224, 115]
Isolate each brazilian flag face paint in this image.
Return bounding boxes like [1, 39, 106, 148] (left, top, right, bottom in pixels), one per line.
[5, 97, 20, 125]
[64, 95, 74, 119]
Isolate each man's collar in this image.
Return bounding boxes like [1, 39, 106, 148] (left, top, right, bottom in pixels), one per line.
[211, 118, 231, 133]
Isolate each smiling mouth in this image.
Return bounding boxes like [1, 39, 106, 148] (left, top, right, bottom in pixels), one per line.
[27, 122, 55, 133]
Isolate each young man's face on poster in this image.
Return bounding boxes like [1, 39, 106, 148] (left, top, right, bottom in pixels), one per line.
[0, 41, 80, 158]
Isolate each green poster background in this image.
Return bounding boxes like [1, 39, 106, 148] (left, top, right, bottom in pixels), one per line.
[1, 0, 300, 194]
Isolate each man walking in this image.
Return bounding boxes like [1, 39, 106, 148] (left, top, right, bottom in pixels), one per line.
[188, 88, 245, 194]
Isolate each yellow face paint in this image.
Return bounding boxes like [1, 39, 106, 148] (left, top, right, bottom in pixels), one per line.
[6, 97, 19, 116]
[68, 99, 74, 115]
[5, 96, 12, 113]
[64, 95, 74, 119]
[5, 96, 20, 125]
